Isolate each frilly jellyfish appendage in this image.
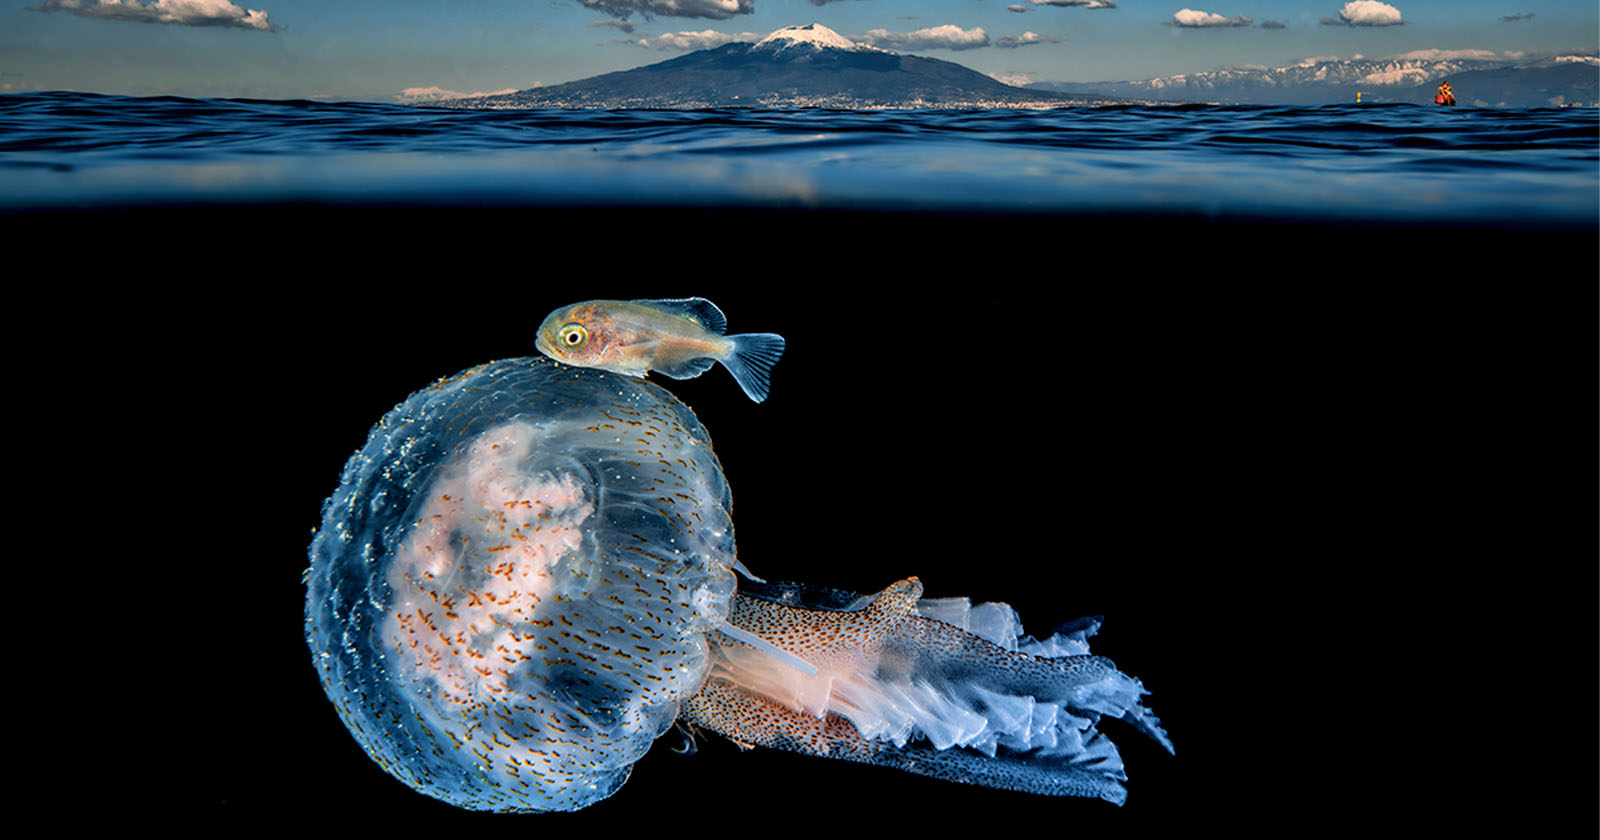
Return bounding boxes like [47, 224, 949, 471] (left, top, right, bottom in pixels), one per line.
[304, 358, 741, 812]
[306, 358, 1170, 812]
[693, 579, 1173, 806]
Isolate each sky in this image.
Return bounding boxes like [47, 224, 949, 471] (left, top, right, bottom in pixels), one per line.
[1, 0, 1595, 101]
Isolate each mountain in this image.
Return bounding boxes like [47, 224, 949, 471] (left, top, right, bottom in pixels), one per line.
[429, 24, 1144, 109]
[1029, 54, 1599, 107]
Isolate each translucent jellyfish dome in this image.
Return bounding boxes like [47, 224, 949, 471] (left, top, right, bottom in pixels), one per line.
[304, 358, 741, 812]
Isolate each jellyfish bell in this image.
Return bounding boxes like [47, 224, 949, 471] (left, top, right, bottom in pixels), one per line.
[305, 358, 740, 812]
[305, 357, 1170, 813]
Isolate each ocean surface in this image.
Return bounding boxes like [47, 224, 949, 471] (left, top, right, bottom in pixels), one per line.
[2, 90, 1595, 226]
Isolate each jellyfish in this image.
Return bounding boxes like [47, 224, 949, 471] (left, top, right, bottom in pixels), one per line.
[304, 357, 1171, 813]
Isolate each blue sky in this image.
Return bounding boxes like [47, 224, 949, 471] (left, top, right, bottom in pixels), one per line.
[2, 0, 1594, 101]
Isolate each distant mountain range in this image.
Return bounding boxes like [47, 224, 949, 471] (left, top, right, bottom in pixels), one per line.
[428, 24, 1145, 109]
[1030, 55, 1599, 107]
[425, 25, 1596, 110]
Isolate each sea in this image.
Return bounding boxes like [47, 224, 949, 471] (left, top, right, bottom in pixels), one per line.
[18, 89, 1579, 824]
[3, 90, 1594, 292]
[2, 91, 1595, 221]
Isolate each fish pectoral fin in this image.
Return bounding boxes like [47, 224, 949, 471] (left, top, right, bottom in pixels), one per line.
[654, 356, 717, 380]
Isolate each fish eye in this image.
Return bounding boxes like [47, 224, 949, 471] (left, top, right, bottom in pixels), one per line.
[559, 324, 587, 347]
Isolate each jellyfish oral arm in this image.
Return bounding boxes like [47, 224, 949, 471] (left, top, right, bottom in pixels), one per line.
[683, 677, 1142, 803]
[686, 577, 1173, 805]
[714, 621, 819, 676]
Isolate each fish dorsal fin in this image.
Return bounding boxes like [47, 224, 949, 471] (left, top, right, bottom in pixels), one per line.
[634, 297, 727, 335]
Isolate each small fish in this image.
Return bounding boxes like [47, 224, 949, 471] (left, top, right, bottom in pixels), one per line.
[535, 298, 786, 403]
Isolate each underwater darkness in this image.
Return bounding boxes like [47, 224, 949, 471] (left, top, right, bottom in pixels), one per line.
[38, 98, 1588, 831]
[156, 233, 1592, 830]
[58, 197, 1595, 830]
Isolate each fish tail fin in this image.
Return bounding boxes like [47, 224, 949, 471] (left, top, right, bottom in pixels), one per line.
[722, 333, 786, 403]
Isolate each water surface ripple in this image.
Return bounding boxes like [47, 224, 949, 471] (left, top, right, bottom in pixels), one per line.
[2, 91, 1594, 222]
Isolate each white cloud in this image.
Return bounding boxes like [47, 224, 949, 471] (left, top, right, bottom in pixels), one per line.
[635, 29, 759, 49]
[1260, 19, 1286, 29]
[1387, 48, 1498, 61]
[1006, 4, 1027, 11]
[1171, 9, 1252, 27]
[856, 24, 990, 51]
[28, 0, 273, 30]
[398, 86, 519, 103]
[995, 31, 1061, 48]
[1028, 0, 1116, 8]
[578, 0, 752, 20]
[1322, 1, 1404, 27]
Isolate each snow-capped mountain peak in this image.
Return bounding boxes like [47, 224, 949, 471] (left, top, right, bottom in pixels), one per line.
[755, 24, 861, 51]
[1029, 52, 1598, 106]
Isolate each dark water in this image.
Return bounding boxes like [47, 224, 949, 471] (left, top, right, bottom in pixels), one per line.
[2, 90, 1595, 224]
[31, 87, 1580, 826]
